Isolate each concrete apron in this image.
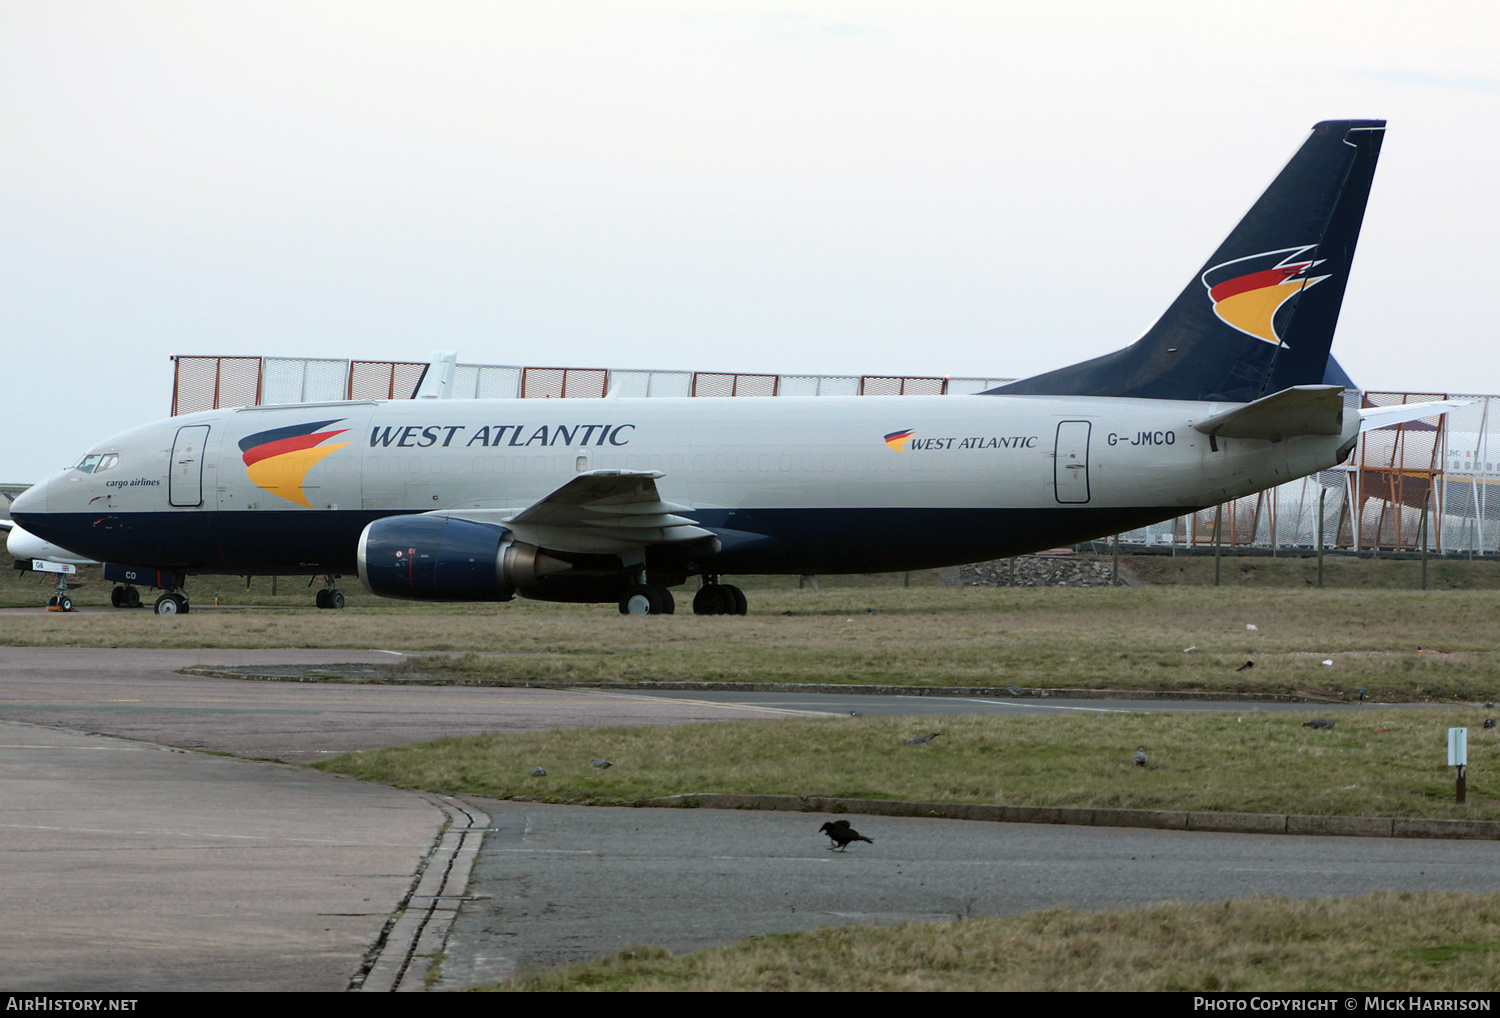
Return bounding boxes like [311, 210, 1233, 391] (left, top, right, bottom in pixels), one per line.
[0, 720, 445, 992]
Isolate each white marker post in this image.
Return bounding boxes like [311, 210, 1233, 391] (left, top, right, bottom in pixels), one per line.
[1449, 727, 1469, 804]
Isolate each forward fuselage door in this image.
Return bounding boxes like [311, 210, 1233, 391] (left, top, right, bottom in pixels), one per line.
[1053, 420, 1091, 504]
[169, 425, 210, 507]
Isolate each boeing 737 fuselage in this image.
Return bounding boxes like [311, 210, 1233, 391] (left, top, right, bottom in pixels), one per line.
[11, 120, 1414, 615]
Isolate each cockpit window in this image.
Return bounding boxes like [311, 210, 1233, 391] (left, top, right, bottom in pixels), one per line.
[74, 453, 119, 474]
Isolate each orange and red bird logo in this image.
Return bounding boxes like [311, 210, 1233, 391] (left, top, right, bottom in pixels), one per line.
[884, 429, 915, 452]
[1201, 245, 1329, 348]
[238, 419, 351, 507]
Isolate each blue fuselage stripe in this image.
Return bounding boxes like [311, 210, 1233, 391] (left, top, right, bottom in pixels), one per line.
[15, 505, 1193, 577]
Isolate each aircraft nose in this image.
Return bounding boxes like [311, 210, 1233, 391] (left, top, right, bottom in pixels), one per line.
[10, 479, 47, 517]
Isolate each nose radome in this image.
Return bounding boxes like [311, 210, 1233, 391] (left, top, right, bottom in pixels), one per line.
[10, 480, 46, 516]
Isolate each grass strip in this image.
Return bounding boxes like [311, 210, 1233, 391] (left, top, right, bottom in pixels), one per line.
[478, 892, 1500, 991]
[5, 584, 1500, 701]
[316, 708, 1500, 821]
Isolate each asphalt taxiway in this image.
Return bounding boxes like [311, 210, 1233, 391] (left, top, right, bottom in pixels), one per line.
[1, 646, 1490, 991]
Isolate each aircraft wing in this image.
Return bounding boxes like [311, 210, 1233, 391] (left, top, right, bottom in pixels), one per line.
[441, 469, 715, 555]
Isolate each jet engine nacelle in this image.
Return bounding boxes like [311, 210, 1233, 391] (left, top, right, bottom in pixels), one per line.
[357, 515, 569, 601]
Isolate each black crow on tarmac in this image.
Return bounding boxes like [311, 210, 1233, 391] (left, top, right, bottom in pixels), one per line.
[820, 820, 874, 852]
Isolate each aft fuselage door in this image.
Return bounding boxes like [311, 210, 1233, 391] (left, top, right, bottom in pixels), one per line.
[169, 425, 210, 507]
[1053, 420, 1091, 504]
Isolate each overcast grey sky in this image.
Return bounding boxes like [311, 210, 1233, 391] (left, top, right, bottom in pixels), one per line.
[3, 1, 1497, 480]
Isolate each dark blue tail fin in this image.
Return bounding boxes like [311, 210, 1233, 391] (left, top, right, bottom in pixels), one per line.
[991, 120, 1384, 403]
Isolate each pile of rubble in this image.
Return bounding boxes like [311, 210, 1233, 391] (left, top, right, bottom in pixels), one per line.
[948, 555, 1136, 588]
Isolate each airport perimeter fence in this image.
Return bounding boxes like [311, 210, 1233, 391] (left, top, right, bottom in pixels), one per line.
[1113, 392, 1500, 557]
[168, 356, 1500, 557]
[167, 354, 1012, 413]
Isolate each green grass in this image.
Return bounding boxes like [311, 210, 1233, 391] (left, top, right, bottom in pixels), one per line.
[480, 892, 1500, 991]
[6, 569, 1500, 701]
[316, 707, 1500, 821]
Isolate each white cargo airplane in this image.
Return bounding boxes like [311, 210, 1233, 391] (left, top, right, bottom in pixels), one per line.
[9, 119, 1457, 615]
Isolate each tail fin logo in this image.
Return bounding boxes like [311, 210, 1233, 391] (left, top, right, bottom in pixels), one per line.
[1202, 246, 1329, 348]
[239, 419, 351, 508]
[884, 429, 915, 452]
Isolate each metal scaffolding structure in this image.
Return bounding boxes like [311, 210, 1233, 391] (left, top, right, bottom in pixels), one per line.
[167, 355, 1500, 557]
[1120, 392, 1500, 556]
[168, 355, 1009, 414]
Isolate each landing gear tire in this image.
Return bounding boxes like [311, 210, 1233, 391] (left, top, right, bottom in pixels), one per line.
[111, 586, 124, 608]
[154, 593, 189, 615]
[316, 588, 345, 609]
[724, 584, 747, 615]
[619, 584, 675, 615]
[125, 586, 141, 608]
[694, 583, 747, 616]
[58, 595, 73, 612]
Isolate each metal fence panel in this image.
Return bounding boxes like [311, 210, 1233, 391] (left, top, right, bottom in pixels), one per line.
[262, 357, 347, 404]
[815, 376, 860, 396]
[170, 357, 220, 416]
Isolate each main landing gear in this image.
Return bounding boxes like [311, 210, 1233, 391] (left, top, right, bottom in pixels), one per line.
[110, 585, 142, 608]
[617, 575, 748, 616]
[619, 584, 675, 615]
[691, 578, 747, 616]
[154, 590, 190, 615]
[315, 576, 345, 609]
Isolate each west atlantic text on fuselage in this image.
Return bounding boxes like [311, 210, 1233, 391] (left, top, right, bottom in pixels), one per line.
[906, 435, 1039, 451]
[368, 424, 636, 449]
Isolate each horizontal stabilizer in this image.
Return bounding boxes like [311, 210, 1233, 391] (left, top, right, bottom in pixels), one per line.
[1192, 385, 1345, 442]
[1357, 399, 1470, 432]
